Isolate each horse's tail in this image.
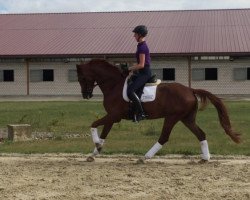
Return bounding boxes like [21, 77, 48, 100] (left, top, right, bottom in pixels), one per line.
[192, 89, 241, 144]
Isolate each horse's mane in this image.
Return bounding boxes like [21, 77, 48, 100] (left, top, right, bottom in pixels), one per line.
[88, 59, 125, 77]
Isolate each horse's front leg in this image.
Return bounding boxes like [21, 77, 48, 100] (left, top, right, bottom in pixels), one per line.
[87, 115, 116, 162]
[90, 123, 113, 157]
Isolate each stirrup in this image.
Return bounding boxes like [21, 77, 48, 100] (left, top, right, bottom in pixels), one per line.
[132, 113, 147, 123]
[137, 113, 147, 122]
[132, 114, 138, 123]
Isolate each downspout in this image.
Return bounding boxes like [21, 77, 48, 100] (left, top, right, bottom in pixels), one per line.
[25, 58, 30, 95]
[187, 56, 192, 88]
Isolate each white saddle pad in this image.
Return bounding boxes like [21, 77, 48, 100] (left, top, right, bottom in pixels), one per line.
[122, 77, 158, 102]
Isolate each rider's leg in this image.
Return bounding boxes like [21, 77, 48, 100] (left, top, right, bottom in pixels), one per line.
[127, 74, 149, 122]
[128, 92, 147, 122]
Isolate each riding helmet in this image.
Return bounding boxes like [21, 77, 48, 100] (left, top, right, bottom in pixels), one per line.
[132, 25, 148, 37]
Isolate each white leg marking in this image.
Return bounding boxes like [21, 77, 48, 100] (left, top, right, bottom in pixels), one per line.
[91, 128, 100, 144]
[145, 142, 162, 159]
[200, 140, 210, 160]
[92, 147, 99, 156]
[92, 138, 105, 154]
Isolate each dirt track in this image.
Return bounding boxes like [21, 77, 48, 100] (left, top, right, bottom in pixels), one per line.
[0, 154, 249, 200]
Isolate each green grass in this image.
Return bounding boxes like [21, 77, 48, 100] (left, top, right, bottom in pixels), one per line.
[0, 101, 249, 156]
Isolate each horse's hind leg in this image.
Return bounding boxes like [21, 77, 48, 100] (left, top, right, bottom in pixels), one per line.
[181, 112, 210, 161]
[144, 116, 179, 160]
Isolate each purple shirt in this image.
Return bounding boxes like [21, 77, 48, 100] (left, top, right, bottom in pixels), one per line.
[136, 41, 151, 65]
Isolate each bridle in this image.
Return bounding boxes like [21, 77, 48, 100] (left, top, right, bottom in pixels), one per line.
[77, 66, 119, 98]
[78, 75, 97, 99]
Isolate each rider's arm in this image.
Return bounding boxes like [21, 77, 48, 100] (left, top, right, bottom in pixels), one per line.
[129, 54, 145, 71]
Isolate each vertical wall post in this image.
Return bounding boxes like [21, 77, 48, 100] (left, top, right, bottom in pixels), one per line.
[187, 56, 192, 88]
[25, 59, 30, 95]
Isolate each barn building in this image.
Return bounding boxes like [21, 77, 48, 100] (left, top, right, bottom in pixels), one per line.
[0, 9, 250, 97]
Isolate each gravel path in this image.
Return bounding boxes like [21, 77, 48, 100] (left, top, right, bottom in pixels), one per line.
[0, 154, 249, 200]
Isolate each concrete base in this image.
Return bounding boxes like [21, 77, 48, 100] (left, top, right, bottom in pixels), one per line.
[7, 124, 32, 142]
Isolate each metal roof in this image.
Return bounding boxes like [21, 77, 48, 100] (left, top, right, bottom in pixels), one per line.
[1, 9, 250, 57]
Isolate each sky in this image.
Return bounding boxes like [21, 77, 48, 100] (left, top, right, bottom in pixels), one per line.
[1, 0, 250, 13]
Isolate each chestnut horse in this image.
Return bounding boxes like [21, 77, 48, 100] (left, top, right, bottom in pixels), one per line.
[76, 59, 241, 162]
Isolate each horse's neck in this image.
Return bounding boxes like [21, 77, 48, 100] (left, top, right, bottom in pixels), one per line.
[94, 67, 125, 96]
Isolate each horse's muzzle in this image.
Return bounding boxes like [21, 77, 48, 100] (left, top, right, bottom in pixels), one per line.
[82, 92, 93, 99]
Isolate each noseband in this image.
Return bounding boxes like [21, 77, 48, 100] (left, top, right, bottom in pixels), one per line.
[78, 75, 99, 99]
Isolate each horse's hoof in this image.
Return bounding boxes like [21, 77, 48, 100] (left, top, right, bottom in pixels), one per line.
[136, 158, 146, 164]
[86, 156, 95, 162]
[95, 143, 103, 153]
[198, 159, 209, 164]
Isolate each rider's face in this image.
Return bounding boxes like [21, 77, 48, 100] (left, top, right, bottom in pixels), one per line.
[134, 33, 140, 42]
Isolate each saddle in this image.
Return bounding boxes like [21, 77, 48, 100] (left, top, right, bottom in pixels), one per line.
[123, 75, 161, 103]
[145, 75, 161, 86]
[128, 74, 160, 87]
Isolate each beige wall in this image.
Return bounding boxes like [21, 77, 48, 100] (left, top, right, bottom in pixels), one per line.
[29, 62, 80, 95]
[148, 58, 250, 95]
[0, 63, 27, 95]
[0, 57, 249, 96]
[191, 60, 250, 95]
[151, 57, 189, 86]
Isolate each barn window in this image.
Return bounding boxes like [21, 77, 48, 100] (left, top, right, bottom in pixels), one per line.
[233, 68, 247, 81]
[163, 68, 175, 81]
[30, 70, 42, 82]
[0, 70, 14, 82]
[192, 69, 205, 81]
[234, 68, 250, 80]
[43, 70, 54, 81]
[248, 68, 250, 80]
[205, 68, 217, 80]
[192, 68, 217, 81]
[30, 69, 54, 82]
[68, 69, 78, 82]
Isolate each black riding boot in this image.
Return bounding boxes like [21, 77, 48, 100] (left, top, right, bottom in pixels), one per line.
[129, 92, 147, 122]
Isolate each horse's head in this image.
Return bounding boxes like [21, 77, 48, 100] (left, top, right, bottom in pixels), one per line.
[76, 63, 95, 99]
[76, 59, 127, 99]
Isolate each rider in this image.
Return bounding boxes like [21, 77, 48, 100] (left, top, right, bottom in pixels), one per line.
[127, 25, 152, 122]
